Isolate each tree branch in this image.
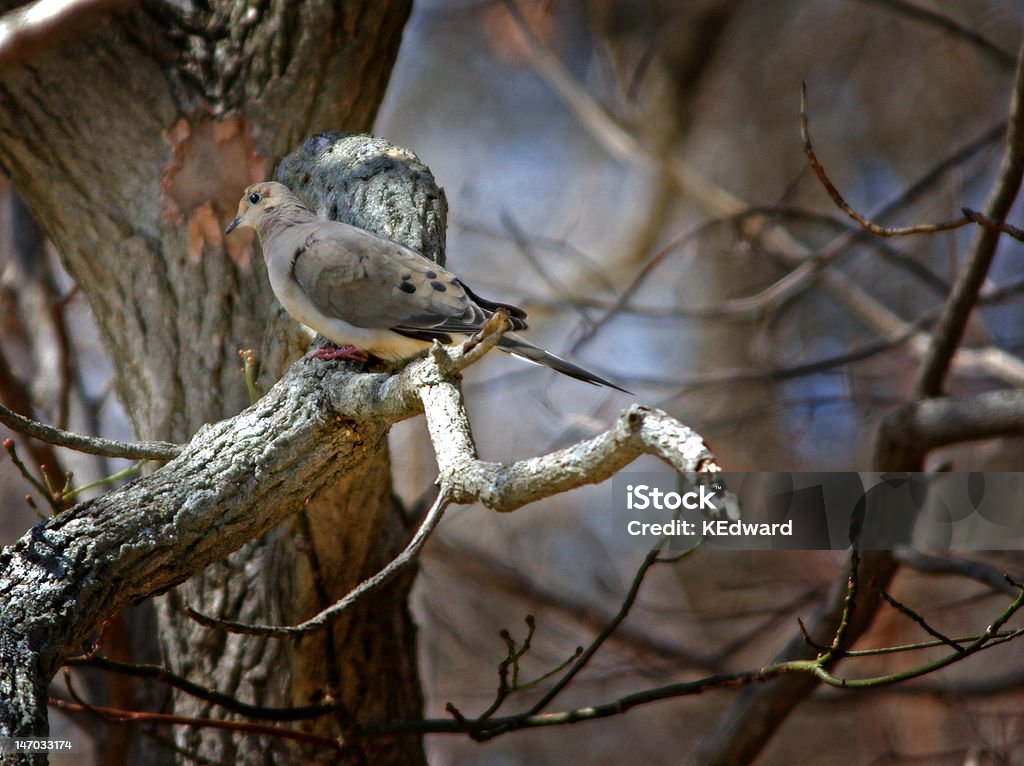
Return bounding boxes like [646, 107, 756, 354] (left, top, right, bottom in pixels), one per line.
[876, 389, 1024, 468]
[0, 358, 397, 751]
[801, 83, 972, 238]
[184, 322, 717, 637]
[0, 333, 717, 750]
[421, 384, 717, 511]
[914, 39, 1024, 398]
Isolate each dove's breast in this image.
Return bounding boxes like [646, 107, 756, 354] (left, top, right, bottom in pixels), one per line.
[271, 267, 429, 358]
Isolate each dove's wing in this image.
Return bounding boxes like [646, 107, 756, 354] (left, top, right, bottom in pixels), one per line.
[290, 222, 526, 343]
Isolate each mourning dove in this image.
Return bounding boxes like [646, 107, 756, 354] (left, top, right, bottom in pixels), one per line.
[225, 182, 628, 392]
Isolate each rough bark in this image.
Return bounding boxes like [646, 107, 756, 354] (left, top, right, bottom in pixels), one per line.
[157, 133, 442, 765]
[0, 2, 421, 764]
[0, 351, 419, 765]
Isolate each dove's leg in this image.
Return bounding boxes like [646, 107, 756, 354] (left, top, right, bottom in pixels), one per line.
[306, 345, 370, 363]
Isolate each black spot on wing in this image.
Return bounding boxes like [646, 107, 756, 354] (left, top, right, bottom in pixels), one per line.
[425, 270, 437, 279]
[398, 282, 416, 294]
[430, 281, 446, 292]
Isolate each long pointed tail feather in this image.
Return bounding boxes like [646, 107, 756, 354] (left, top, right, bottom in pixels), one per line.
[496, 333, 631, 393]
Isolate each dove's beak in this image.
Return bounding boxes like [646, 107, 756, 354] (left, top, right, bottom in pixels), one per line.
[225, 215, 242, 235]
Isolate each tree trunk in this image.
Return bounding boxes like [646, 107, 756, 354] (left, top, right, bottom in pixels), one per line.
[0, 3, 425, 763]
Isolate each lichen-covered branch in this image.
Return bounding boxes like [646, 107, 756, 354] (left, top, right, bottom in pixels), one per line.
[180, 325, 718, 637]
[421, 376, 717, 511]
[0, 326, 717, 762]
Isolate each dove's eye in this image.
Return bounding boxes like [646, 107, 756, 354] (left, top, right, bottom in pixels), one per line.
[248, 192, 262, 205]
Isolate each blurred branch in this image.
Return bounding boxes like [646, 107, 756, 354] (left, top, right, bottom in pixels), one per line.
[894, 666, 1024, 697]
[962, 207, 1024, 241]
[852, 0, 1018, 69]
[509, 0, 1024, 390]
[0, 345, 69, 492]
[660, 318, 925, 390]
[499, 210, 595, 326]
[48, 696, 345, 750]
[67, 655, 347, 722]
[877, 389, 1024, 468]
[500, 204, 964, 320]
[500, 0, 739, 212]
[459, 220, 621, 296]
[10, 191, 77, 429]
[914, 40, 1024, 399]
[894, 549, 1022, 597]
[427, 536, 722, 672]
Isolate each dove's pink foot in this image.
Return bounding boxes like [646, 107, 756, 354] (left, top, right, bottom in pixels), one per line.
[306, 345, 370, 364]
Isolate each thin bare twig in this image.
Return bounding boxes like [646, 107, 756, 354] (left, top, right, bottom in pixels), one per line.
[0, 400, 181, 461]
[813, 583, 1024, 688]
[961, 207, 1024, 241]
[292, 510, 364, 759]
[3, 438, 61, 514]
[875, 585, 965, 653]
[48, 697, 344, 749]
[801, 84, 972, 238]
[426, 535, 721, 672]
[521, 546, 671, 718]
[187, 490, 453, 637]
[67, 655, 346, 722]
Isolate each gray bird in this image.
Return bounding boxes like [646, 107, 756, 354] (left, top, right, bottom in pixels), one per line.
[225, 182, 628, 392]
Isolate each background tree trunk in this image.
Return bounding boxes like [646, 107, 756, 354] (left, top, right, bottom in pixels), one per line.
[0, 3, 424, 763]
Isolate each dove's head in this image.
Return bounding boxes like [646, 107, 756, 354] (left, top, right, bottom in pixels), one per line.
[225, 182, 298, 235]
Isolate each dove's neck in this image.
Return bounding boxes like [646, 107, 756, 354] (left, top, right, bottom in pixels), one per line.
[257, 202, 319, 242]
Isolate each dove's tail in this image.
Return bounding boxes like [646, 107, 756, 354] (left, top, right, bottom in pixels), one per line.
[496, 333, 632, 393]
